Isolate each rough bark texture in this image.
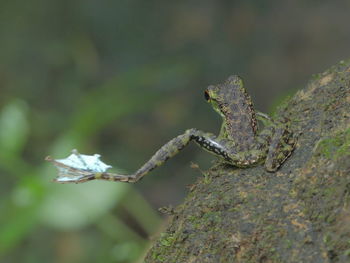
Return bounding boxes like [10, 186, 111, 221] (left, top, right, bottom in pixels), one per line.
[145, 60, 350, 263]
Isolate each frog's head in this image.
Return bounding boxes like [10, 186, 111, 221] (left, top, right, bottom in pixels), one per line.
[204, 75, 244, 117]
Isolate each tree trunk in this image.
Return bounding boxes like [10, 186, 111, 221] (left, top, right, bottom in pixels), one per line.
[144, 60, 350, 263]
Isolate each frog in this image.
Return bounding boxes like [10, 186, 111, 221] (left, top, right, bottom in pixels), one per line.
[51, 75, 297, 183]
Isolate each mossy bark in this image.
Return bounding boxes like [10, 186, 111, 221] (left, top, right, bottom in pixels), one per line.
[145, 60, 350, 263]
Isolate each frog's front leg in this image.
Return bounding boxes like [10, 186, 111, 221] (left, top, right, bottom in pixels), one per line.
[76, 129, 228, 183]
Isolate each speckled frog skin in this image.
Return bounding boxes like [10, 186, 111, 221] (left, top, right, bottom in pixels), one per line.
[202, 75, 296, 170]
[65, 75, 297, 183]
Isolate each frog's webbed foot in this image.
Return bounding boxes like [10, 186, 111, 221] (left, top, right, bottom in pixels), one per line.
[45, 152, 136, 183]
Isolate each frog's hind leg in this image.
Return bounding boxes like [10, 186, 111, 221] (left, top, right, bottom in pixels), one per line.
[264, 124, 297, 172]
[256, 112, 297, 172]
[79, 128, 228, 183]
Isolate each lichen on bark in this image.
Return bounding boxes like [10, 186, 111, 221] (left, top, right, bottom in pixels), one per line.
[145, 60, 350, 263]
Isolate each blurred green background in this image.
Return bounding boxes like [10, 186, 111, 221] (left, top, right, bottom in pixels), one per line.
[1, 1, 349, 262]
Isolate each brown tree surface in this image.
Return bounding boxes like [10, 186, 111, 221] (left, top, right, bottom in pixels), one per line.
[145, 60, 350, 263]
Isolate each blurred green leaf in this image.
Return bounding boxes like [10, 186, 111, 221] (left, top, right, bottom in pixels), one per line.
[111, 241, 143, 262]
[39, 182, 129, 230]
[0, 204, 38, 255]
[0, 99, 29, 158]
[0, 177, 44, 256]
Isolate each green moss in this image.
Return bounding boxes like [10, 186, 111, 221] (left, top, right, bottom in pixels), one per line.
[151, 252, 166, 262]
[316, 128, 350, 159]
[150, 232, 179, 262]
[289, 188, 298, 198]
[265, 225, 275, 232]
[323, 187, 336, 197]
[284, 239, 292, 249]
[323, 233, 332, 244]
[202, 172, 212, 184]
[159, 233, 175, 247]
[317, 214, 325, 221]
[269, 93, 293, 118]
[311, 73, 322, 80]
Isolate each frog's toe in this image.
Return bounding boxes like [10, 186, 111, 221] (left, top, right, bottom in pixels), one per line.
[264, 161, 279, 172]
[265, 147, 294, 172]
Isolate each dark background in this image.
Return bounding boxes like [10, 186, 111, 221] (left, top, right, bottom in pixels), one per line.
[1, 1, 349, 262]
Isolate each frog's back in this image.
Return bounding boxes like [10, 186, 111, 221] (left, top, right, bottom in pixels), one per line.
[217, 76, 258, 151]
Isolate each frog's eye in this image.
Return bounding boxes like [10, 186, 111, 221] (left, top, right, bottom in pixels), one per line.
[204, 90, 210, 101]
